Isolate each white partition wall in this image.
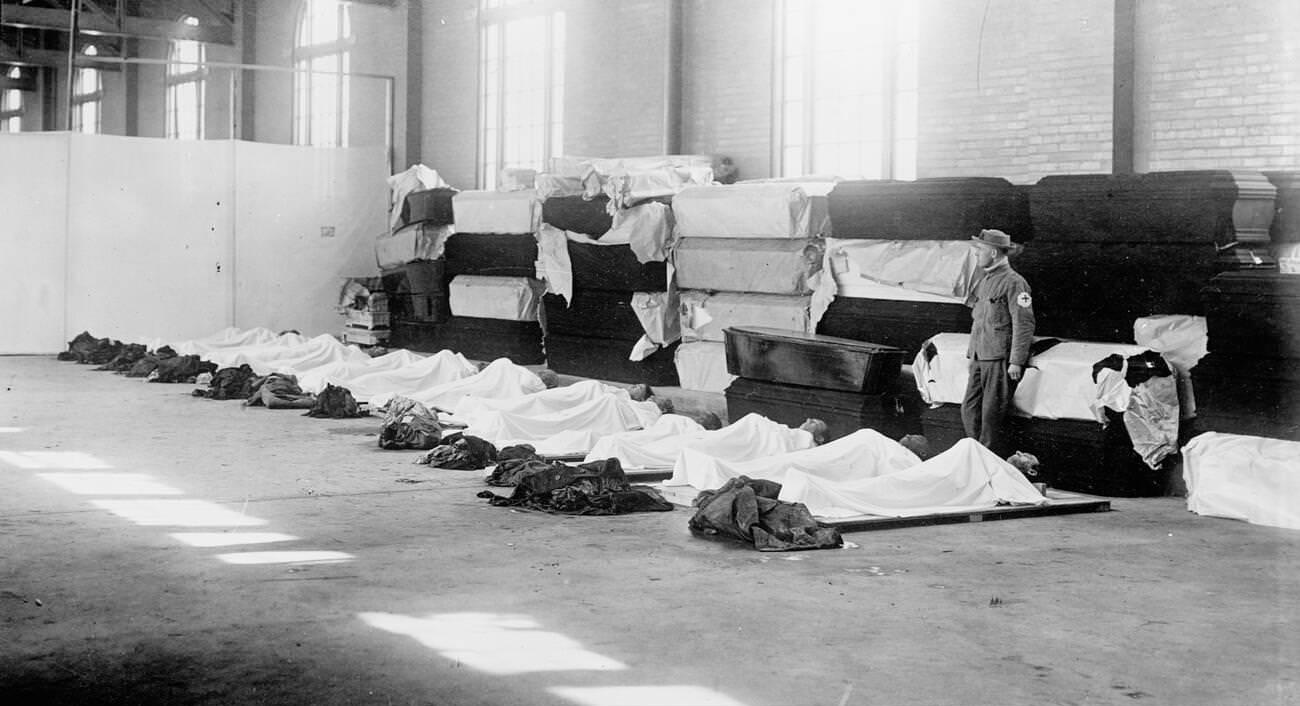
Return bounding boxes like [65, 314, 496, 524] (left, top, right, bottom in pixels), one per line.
[0, 134, 70, 353]
[233, 142, 386, 338]
[65, 135, 236, 343]
[0, 133, 385, 353]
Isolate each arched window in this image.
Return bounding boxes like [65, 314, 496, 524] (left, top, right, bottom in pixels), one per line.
[777, 0, 918, 179]
[1, 67, 22, 132]
[479, 1, 566, 189]
[293, 0, 351, 147]
[72, 45, 103, 134]
[166, 16, 206, 140]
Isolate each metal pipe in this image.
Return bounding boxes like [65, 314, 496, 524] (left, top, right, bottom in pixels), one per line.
[73, 54, 396, 81]
[64, 0, 81, 131]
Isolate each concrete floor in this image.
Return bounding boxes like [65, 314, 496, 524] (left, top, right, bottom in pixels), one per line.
[1, 355, 1297, 706]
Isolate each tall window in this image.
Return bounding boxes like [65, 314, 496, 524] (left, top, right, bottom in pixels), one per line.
[72, 45, 103, 134]
[166, 16, 206, 140]
[479, 1, 565, 189]
[778, 0, 918, 179]
[293, 0, 351, 147]
[1, 67, 21, 132]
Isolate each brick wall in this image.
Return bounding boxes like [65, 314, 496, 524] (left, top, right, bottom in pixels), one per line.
[1137, 0, 1300, 171]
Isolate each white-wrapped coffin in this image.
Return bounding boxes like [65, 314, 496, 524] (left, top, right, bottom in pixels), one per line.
[1183, 432, 1300, 530]
[448, 275, 545, 321]
[374, 223, 454, 270]
[673, 341, 735, 393]
[673, 182, 832, 239]
[450, 190, 540, 234]
[679, 291, 814, 343]
[674, 238, 824, 295]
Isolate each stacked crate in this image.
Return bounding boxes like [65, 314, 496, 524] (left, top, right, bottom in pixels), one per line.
[437, 190, 547, 364]
[671, 182, 833, 393]
[340, 277, 390, 346]
[379, 187, 457, 351]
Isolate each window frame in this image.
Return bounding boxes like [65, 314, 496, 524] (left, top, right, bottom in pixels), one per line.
[72, 45, 104, 134]
[165, 17, 208, 140]
[477, 1, 566, 190]
[292, 0, 353, 148]
[1, 66, 22, 132]
[773, 0, 918, 180]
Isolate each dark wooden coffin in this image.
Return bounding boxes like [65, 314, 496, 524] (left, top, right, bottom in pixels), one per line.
[567, 241, 668, 292]
[443, 233, 539, 279]
[1191, 354, 1300, 442]
[388, 293, 450, 324]
[724, 377, 922, 442]
[399, 188, 458, 228]
[1029, 171, 1276, 254]
[827, 177, 1033, 242]
[543, 291, 645, 341]
[919, 403, 1171, 497]
[541, 194, 614, 236]
[1015, 241, 1222, 343]
[544, 334, 680, 386]
[723, 326, 905, 394]
[1263, 171, 1300, 243]
[434, 316, 546, 365]
[816, 297, 972, 357]
[1202, 271, 1300, 360]
[382, 260, 446, 295]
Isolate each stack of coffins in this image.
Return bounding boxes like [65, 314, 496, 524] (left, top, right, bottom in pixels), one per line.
[378, 180, 458, 351]
[913, 333, 1182, 497]
[535, 156, 708, 384]
[723, 326, 914, 441]
[816, 177, 1031, 357]
[672, 181, 833, 392]
[438, 189, 546, 364]
[1022, 170, 1276, 343]
[1194, 270, 1300, 441]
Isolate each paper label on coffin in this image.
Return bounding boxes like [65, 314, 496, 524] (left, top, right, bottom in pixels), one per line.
[450, 190, 540, 234]
[675, 238, 825, 295]
[673, 183, 821, 239]
[448, 275, 545, 321]
[673, 341, 736, 393]
[680, 291, 814, 343]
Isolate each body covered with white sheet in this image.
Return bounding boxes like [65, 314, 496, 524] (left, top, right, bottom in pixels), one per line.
[372, 358, 546, 414]
[587, 412, 817, 470]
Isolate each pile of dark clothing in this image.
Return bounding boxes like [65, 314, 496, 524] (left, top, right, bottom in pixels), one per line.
[245, 373, 316, 409]
[124, 346, 177, 378]
[148, 354, 216, 384]
[57, 332, 124, 365]
[688, 476, 843, 551]
[95, 343, 149, 373]
[477, 453, 673, 516]
[415, 433, 500, 469]
[191, 365, 257, 400]
[378, 396, 442, 450]
[304, 384, 364, 419]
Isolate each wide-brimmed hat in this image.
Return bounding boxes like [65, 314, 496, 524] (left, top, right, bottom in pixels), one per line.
[972, 229, 1022, 252]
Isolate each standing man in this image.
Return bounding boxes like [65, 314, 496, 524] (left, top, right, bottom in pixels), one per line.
[963, 228, 1035, 454]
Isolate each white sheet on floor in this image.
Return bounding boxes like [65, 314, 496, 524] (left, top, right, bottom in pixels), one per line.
[589, 412, 816, 471]
[1182, 432, 1300, 530]
[778, 438, 1049, 518]
[203, 334, 369, 377]
[372, 357, 546, 413]
[310, 349, 479, 400]
[461, 392, 663, 455]
[670, 427, 920, 490]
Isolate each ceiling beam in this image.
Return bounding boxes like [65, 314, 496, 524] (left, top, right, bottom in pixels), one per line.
[0, 67, 37, 90]
[0, 3, 233, 44]
[0, 42, 121, 70]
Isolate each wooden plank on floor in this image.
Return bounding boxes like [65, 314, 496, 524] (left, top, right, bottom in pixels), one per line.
[823, 491, 1111, 533]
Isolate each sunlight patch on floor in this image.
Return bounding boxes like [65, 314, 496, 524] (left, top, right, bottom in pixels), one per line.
[170, 532, 300, 547]
[38, 472, 183, 495]
[0, 451, 113, 469]
[550, 685, 750, 706]
[0, 427, 25, 433]
[91, 499, 268, 526]
[216, 550, 354, 565]
[359, 611, 628, 675]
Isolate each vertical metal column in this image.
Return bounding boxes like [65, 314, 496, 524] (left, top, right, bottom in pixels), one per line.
[1113, 0, 1137, 175]
[64, 0, 82, 131]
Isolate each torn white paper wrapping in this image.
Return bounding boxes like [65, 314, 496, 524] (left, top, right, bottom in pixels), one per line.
[778, 438, 1049, 519]
[670, 427, 920, 490]
[311, 349, 479, 401]
[534, 225, 574, 304]
[1183, 432, 1300, 530]
[373, 357, 546, 413]
[578, 154, 714, 208]
[673, 341, 736, 393]
[608, 200, 674, 263]
[627, 290, 682, 362]
[375, 223, 455, 270]
[673, 183, 821, 239]
[462, 394, 663, 455]
[387, 164, 450, 231]
[450, 190, 540, 234]
[448, 275, 545, 322]
[679, 291, 813, 343]
[1133, 314, 1208, 419]
[674, 238, 824, 295]
[535, 173, 585, 200]
[824, 238, 981, 300]
[588, 412, 816, 471]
